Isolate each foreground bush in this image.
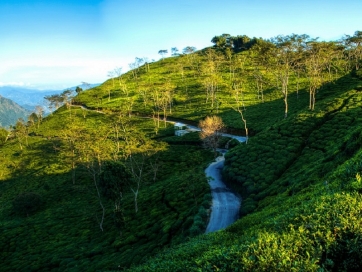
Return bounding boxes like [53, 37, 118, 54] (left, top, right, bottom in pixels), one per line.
[129, 192, 362, 271]
[12, 192, 43, 217]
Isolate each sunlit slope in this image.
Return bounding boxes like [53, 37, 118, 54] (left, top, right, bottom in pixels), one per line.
[128, 73, 362, 270]
[1, 42, 361, 271]
[75, 48, 314, 134]
[224, 74, 362, 214]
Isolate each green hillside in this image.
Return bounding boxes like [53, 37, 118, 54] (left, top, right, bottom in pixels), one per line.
[0, 95, 30, 128]
[1, 32, 362, 271]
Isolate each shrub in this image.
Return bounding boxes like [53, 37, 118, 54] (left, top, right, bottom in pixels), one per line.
[189, 225, 202, 236]
[355, 69, 362, 80]
[13, 192, 43, 217]
[240, 199, 257, 215]
[98, 161, 131, 200]
[227, 139, 240, 149]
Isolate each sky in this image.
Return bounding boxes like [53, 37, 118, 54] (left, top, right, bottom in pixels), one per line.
[0, 0, 361, 90]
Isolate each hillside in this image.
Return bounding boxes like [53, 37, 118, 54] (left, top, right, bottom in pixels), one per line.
[1, 32, 362, 271]
[129, 72, 362, 271]
[0, 95, 30, 127]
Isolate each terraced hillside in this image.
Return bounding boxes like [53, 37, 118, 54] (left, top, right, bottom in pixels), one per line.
[1, 34, 362, 271]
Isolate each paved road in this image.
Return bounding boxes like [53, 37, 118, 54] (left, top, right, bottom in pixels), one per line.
[205, 153, 242, 233]
[177, 123, 244, 233]
[182, 124, 248, 143]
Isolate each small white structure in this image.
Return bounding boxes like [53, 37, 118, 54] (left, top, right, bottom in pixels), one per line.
[174, 122, 200, 136]
[175, 130, 189, 136]
[174, 122, 186, 130]
[174, 122, 187, 136]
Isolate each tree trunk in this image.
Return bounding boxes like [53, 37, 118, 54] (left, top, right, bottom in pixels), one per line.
[132, 189, 139, 213]
[93, 171, 105, 232]
[284, 94, 288, 118]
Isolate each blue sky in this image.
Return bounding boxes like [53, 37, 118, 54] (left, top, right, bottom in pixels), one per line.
[0, 0, 361, 90]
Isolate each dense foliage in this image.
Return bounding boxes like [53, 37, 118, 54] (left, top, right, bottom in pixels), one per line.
[0, 30, 362, 271]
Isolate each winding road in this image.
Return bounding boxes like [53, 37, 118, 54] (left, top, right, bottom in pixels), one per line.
[69, 108, 245, 233]
[180, 123, 246, 233]
[204, 151, 242, 233]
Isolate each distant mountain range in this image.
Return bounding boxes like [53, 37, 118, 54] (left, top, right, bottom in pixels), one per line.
[0, 83, 99, 113]
[0, 83, 99, 127]
[0, 95, 30, 128]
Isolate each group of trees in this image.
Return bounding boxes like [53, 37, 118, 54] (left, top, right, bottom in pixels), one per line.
[211, 33, 259, 52]
[1, 84, 171, 231]
[97, 31, 361, 139]
[204, 32, 362, 120]
[72, 30, 361, 148]
[44, 89, 81, 113]
[56, 113, 167, 231]
[0, 105, 44, 149]
[158, 46, 197, 59]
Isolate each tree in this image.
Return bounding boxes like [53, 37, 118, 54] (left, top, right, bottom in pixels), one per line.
[60, 117, 86, 184]
[108, 70, 115, 88]
[35, 105, 44, 128]
[249, 39, 275, 101]
[201, 49, 224, 110]
[231, 35, 255, 52]
[344, 31, 362, 70]
[44, 94, 63, 113]
[107, 70, 115, 101]
[98, 161, 131, 229]
[13, 118, 28, 150]
[76, 123, 115, 231]
[75, 86, 83, 94]
[112, 116, 167, 213]
[270, 35, 301, 118]
[211, 35, 227, 48]
[114, 67, 123, 85]
[128, 60, 140, 79]
[123, 135, 166, 213]
[171, 47, 179, 56]
[157, 80, 175, 127]
[198, 116, 225, 157]
[229, 78, 249, 143]
[151, 87, 163, 129]
[0, 127, 10, 145]
[304, 41, 334, 110]
[81, 82, 91, 90]
[135, 57, 145, 69]
[211, 34, 231, 48]
[158, 49, 168, 60]
[60, 90, 74, 114]
[183, 46, 197, 55]
[27, 112, 38, 127]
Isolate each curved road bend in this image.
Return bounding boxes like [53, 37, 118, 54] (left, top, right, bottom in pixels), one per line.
[177, 123, 245, 233]
[205, 151, 242, 233]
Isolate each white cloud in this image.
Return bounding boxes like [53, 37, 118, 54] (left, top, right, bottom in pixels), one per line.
[0, 81, 33, 87]
[0, 57, 122, 89]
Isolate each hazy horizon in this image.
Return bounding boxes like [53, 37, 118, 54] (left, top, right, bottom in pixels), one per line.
[1, 0, 361, 89]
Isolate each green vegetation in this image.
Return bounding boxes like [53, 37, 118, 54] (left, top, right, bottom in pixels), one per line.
[0, 109, 214, 270]
[1, 31, 362, 271]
